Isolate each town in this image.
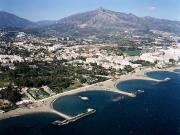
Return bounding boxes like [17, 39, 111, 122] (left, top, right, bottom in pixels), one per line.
[0, 29, 180, 113]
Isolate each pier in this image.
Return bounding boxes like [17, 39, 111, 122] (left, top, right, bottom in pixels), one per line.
[144, 76, 172, 82]
[106, 88, 136, 97]
[159, 77, 171, 82]
[51, 109, 72, 120]
[52, 108, 96, 126]
[151, 77, 171, 85]
[112, 89, 136, 97]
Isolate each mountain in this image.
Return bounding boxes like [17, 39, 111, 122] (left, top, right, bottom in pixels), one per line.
[58, 8, 142, 30]
[142, 16, 180, 34]
[36, 20, 56, 27]
[48, 7, 180, 35]
[0, 11, 35, 28]
[1, 8, 180, 36]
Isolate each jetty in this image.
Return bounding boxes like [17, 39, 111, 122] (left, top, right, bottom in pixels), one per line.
[152, 77, 171, 85]
[52, 108, 96, 126]
[51, 109, 71, 120]
[161, 77, 171, 82]
[114, 90, 136, 97]
[108, 88, 136, 97]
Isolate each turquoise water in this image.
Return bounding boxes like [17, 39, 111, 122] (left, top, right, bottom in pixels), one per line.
[0, 70, 180, 135]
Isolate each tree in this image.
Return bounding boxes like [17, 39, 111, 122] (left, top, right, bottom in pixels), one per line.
[0, 83, 22, 104]
[124, 65, 134, 73]
[169, 59, 175, 65]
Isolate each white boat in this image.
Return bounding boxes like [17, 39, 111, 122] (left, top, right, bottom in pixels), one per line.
[79, 96, 89, 101]
[137, 90, 144, 93]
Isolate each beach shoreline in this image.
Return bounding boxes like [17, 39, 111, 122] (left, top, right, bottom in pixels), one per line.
[0, 65, 179, 121]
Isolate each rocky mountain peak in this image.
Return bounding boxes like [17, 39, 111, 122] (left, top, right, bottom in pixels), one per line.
[96, 7, 107, 12]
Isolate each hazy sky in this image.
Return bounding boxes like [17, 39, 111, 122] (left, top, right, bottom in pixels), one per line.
[0, 0, 179, 21]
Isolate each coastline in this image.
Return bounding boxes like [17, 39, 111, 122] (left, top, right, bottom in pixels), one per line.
[0, 65, 179, 121]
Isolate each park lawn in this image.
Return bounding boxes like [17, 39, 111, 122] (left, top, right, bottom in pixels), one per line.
[0, 80, 10, 88]
[0, 81, 4, 87]
[66, 80, 83, 90]
[124, 50, 141, 56]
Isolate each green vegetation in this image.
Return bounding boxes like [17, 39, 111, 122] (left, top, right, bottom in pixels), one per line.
[131, 60, 156, 67]
[0, 83, 22, 111]
[119, 47, 141, 56]
[124, 50, 141, 56]
[0, 84, 22, 104]
[0, 80, 5, 87]
[169, 59, 175, 65]
[123, 65, 134, 73]
[90, 63, 109, 76]
[0, 104, 16, 112]
[28, 88, 50, 100]
[101, 46, 141, 56]
[0, 61, 108, 94]
[100, 46, 123, 56]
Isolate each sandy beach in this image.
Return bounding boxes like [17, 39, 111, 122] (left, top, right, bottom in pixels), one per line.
[0, 65, 179, 120]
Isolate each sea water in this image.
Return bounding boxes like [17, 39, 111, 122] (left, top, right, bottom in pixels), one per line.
[0, 70, 180, 135]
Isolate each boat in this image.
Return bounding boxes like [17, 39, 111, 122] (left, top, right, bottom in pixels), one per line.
[137, 89, 144, 93]
[79, 96, 89, 101]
